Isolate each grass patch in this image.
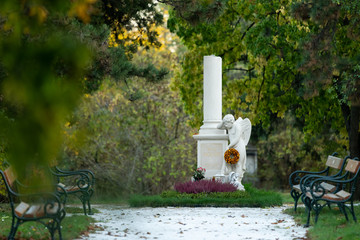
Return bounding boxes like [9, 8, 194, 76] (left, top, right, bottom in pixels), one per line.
[279, 191, 294, 205]
[0, 204, 95, 239]
[90, 193, 128, 205]
[284, 205, 360, 240]
[66, 206, 100, 214]
[129, 184, 283, 208]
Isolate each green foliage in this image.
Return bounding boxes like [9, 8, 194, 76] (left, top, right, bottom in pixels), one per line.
[161, 189, 249, 199]
[169, 0, 308, 128]
[285, 206, 360, 240]
[129, 184, 283, 207]
[0, 1, 92, 186]
[99, 0, 164, 49]
[162, 0, 226, 25]
[257, 114, 347, 189]
[67, 14, 168, 94]
[61, 78, 196, 196]
[167, 0, 360, 188]
[170, 0, 348, 132]
[0, 1, 175, 197]
[61, 12, 195, 197]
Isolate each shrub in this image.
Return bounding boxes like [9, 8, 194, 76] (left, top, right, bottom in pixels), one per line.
[174, 179, 237, 194]
[161, 190, 249, 199]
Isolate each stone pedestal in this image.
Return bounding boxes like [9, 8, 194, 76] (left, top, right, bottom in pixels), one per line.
[193, 55, 227, 178]
[193, 135, 228, 178]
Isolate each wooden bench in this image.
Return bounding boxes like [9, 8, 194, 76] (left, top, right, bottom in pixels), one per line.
[50, 166, 95, 215]
[289, 153, 348, 211]
[0, 166, 67, 240]
[302, 157, 360, 227]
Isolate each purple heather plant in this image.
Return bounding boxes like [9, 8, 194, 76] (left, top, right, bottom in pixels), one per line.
[174, 179, 237, 194]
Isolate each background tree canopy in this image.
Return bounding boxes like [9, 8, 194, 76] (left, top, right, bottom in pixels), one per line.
[167, 0, 359, 158]
[0, 0, 195, 196]
[164, 0, 359, 189]
[0, 0, 175, 188]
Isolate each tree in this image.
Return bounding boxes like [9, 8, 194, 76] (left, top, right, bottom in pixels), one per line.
[60, 7, 197, 196]
[0, 0, 93, 186]
[80, 0, 169, 93]
[167, 0, 359, 159]
[292, 0, 360, 158]
[0, 0, 169, 187]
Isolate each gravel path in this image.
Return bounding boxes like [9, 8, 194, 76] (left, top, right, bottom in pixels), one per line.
[79, 204, 308, 240]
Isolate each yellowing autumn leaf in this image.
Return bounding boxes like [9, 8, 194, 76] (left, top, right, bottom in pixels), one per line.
[68, 0, 97, 23]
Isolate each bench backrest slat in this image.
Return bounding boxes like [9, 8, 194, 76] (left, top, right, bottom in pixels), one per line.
[325, 156, 344, 169]
[345, 159, 360, 174]
[4, 166, 17, 187]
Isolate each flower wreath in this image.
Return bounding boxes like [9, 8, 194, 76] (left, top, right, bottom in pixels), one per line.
[224, 148, 240, 164]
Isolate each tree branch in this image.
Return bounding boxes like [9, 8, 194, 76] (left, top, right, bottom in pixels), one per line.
[226, 67, 255, 72]
[256, 65, 266, 113]
[241, 22, 256, 40]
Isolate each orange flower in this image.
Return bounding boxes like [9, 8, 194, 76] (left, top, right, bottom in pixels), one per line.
[224, 148, 240, 164]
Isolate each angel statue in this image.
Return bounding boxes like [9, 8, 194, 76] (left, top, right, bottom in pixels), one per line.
[217, 114, 251, 190]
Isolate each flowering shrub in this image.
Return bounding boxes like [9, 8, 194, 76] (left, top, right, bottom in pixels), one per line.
[192, 167, 206, 181]
[175, 179, 237, 194]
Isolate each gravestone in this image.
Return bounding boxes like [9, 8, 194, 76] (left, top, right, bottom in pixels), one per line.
[193, 55, 258, 183]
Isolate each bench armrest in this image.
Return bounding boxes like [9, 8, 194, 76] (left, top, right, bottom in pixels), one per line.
[299, 171, 348, 190]
[51, 167, 95, 186]
[289, 168, 329, 187]
[52, 171, 93, 193]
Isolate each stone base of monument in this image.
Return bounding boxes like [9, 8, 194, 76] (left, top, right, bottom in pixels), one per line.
[193, 134, 228, 178]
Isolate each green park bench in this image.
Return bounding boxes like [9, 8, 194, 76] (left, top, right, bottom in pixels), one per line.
[50, 166, 95, 215]
[0, 166, 67, 240]
[302, 157, 360, 227]
[289, 153, 349, 211]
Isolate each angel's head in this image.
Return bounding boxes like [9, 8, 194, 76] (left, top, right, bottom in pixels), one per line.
[219, 114, 235, 129]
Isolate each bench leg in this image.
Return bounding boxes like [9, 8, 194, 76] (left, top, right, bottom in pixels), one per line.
[47, 218, 63, 240]
[338, 203, 349, 221]
[79, 193, 92, 215]
[8, 216, 16, 239]
[87, 189, 94, 215]
[87, 199, 94, 215]
[79, 191, 93, 215]
[313, 201, 325, 224]
[350, 201, 357, 222]
[305, 207, 311, 227]
[304, 197, 312, 227]
[290, 189, 302, 212]
[8, 218, 20, 240]
[57, 219, 63, 240]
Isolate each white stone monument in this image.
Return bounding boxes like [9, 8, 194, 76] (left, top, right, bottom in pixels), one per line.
[193, 56, 228, 178]
[193, 55, 254, 190]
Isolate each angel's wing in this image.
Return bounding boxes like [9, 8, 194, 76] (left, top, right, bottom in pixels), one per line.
[237, 118, 251, 145]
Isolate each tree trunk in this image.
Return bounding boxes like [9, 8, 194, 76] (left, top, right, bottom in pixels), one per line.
[349, 84, 360, 200]
[349, 105, 360, 159]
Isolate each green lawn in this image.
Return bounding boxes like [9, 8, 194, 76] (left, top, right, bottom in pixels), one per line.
[128, 184, 283, 208]
[0, 204, 95, 239]
[284, 202, 360, 240]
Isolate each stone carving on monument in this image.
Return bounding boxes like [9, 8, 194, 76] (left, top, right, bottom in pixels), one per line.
[217, 114, 252, 190]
